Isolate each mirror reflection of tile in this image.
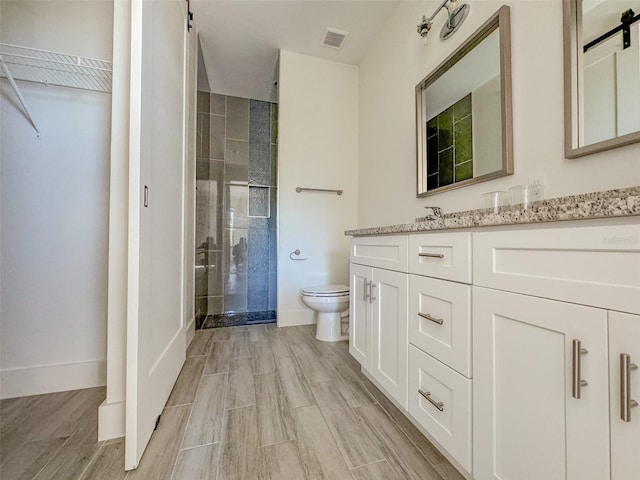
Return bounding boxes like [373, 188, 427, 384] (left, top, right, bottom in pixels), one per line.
[195, 92, 278, 328]
[426, 93, 473, 190]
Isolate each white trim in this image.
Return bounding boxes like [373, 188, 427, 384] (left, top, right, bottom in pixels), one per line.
[186, 317, 196, 345]
[0, 360, 106, 399]
[98, 399, 125, 441]
[104, 0, 131, 414]
[125, 0, 143, 469]
[277, 309, 316, 327]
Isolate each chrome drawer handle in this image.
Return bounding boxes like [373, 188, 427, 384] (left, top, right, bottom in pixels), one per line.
[418, 312, 444, 325]
[620, 353, 638, 422]
[418, 253, 444, 259]
[572, 339, 589, 399]
[418, 389, 444, 411]
[369, 283, 376, 303]
[363, 279, 369, 301]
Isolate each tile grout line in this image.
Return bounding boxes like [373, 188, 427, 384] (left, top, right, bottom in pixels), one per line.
[74, 439, 107, 480]
[170, 337, 231, 479]
[213, 339, 232, 480]
[31, 432, 75, 480]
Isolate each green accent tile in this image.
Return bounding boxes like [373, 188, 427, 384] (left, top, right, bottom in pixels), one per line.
[437, 106, 454, 151]
[439, 148, 454, 186]
[454, 93, 472, 121]
[455, 161, 473, 182]
[454, 115, 473, 164]
[427, 136, 439, 174]
[427, 173, 439, 190]
[427, 117, 438, 138]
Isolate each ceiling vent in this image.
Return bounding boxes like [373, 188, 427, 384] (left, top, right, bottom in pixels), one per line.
[321, 27, 348, 49]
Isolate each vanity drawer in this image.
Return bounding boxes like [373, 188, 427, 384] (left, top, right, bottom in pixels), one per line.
[474, 224, 640, 314]
[351, 235, 408, 272]
[409, 275, 471, 377]
[408, 232, 472, 283]
[409, 345, 472, 473]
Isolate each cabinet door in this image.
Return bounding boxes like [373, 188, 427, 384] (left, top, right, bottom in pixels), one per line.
[609, 311, 640, 480]
[371, 268, 408, 409]
[349, 263, 372, 370]
[473, 287, 609, 480]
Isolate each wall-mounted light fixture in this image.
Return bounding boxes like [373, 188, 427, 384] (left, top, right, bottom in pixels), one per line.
[417, 0, 470, 44]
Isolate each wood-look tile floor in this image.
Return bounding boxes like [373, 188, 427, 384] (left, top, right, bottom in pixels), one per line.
[0, 324, 465, 480]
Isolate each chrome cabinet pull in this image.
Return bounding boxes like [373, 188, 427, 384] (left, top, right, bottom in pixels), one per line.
[418, 389, 444, 411]
[369, 283, 377, 303]
[572, 339, 589, 399]
[363, 279, 369, 302]
[418, 312, 444, 325]
[620, 353, 638, 422]
[418, 252, 444, 259]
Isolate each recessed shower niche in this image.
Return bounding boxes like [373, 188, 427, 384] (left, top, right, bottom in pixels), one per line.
[194, 92, 278, 328]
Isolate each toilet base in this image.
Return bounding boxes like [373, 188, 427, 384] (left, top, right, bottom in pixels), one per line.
[315, 312, 348, 342]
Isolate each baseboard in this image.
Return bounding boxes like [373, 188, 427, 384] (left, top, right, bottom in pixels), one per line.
[98, 399, 125, 441]
[277, 309, 315, 327]
[186, 316, 195, 345]
[0, 359, 107, 399]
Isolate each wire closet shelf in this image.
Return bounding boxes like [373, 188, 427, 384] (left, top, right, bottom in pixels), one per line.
[0, 43, 112, 93]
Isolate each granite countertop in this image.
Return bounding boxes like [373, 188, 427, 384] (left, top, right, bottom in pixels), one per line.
[345, 186, 640, 236]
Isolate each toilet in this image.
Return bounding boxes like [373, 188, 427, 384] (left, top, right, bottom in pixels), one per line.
[300, 284, 350, 342]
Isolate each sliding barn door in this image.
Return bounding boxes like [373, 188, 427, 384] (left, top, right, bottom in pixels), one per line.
[125, 0, 188, 469]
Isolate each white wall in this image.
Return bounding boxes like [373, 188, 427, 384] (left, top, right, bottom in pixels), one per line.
[473, 75, 502, 177]
[358, 0, 640, 228]
[277, 50, 358, 326]
[0, 0, 113, 398]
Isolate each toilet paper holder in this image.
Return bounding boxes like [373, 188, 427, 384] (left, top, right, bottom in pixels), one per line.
[290, 249, 307, 261]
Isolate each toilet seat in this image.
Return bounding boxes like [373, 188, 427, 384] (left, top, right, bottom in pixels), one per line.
[301, 284, 349, 297]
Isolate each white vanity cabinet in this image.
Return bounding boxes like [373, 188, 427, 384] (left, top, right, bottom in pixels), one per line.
[473, 224, 640, 480]
[350, 236, 409, 409]
[349, 222, 640, 480]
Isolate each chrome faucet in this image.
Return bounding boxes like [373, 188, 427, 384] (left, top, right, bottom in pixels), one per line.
[423, 206, 443, 220]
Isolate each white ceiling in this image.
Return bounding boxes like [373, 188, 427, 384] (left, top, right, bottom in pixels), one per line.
[191, 0, 400, 102]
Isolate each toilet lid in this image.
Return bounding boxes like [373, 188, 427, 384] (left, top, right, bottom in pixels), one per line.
[301, 284, 350, 296]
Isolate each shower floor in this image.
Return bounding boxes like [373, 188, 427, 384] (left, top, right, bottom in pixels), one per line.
[197, 310, 276, 329]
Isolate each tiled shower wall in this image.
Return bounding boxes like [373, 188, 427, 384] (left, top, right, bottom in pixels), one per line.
[426, 93, 473, 190]
[195, 92, 278, 327]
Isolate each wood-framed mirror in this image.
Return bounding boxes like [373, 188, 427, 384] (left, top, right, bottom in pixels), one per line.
[416, 5, 513, 198]
[564, 0, 640, 158]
